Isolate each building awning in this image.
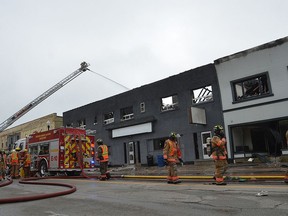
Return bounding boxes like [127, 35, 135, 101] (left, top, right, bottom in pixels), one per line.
[112, 122, 153, 138]
[104, 116, 156, 138]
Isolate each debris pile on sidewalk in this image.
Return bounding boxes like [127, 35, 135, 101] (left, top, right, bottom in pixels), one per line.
[107, 161, 287, 177]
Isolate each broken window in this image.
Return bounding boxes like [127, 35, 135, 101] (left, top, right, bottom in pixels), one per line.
[232, 72, 271, 102]
[66, 123, 72, 127]
[93, 115, 97, 125]
[77, 119, 86, 128]
[192, 85, 213, 104]
[161, 95, 179, 112]
[120, 106, 134, 121]
[103, 112, 114, 125]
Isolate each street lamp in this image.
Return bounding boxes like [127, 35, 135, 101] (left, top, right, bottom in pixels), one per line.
[47, 120, 51, 131]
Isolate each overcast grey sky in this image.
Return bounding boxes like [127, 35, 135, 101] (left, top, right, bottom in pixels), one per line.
[1, 0, 288, 129]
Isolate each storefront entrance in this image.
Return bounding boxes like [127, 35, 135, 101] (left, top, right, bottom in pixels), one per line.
[231, 119, 288, 158]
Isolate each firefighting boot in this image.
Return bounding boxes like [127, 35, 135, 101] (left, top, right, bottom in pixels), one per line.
[99, 174, 107, 181]
[99, 177, 107, 181]
[216, 181, 227, 185]
[173, 179, 181, 184]
[106, 172, 111, 180]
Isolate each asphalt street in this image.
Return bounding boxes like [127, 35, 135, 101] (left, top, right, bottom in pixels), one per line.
[0, 177, 288, 216]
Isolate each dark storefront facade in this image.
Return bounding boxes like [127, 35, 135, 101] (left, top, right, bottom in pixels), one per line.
[63, 64, 224, 166]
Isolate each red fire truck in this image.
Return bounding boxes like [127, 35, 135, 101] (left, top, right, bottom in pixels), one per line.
[26, 127, 95, 176]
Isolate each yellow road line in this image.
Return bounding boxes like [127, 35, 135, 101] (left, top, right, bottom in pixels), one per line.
[121, 175, 285, 179]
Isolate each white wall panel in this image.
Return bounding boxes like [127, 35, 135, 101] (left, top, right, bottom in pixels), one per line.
[112, 122, 152, 138]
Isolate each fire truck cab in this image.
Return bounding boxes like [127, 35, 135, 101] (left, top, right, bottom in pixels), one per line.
[13, 138, 27, 151]
[26, 127, 95, 176]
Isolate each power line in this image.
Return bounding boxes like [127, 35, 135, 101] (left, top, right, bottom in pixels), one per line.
[88, 69, 130, 90]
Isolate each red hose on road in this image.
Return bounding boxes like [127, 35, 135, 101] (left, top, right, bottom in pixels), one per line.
[0, 178, 13, 187]
[0, 177, 76, 204]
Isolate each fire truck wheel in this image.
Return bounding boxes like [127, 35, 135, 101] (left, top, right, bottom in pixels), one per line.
[39, 160, 48, 177]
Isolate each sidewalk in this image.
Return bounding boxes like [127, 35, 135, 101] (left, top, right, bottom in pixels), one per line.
[108, 161, 288, 177]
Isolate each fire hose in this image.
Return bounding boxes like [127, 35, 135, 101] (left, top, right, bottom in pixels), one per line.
[0, 172, 286, 204]
[0, 134, 100, 204]
[0, 177, 76, 204]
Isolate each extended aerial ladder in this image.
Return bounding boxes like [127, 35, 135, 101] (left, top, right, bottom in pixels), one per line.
[0, 62, 90, 132]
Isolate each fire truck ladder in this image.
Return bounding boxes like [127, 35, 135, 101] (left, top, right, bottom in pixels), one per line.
[0, 62, 90, 132]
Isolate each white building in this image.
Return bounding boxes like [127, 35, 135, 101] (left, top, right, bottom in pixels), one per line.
[214, 36, 288, 159]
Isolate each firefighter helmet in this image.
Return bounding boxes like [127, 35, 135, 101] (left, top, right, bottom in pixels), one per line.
[15, 147, 21, 151]
[214, 125, 223, 133]
[213, 125, 225, 138]
[96, 138, 103, 144]
[169, 132, 177, 140]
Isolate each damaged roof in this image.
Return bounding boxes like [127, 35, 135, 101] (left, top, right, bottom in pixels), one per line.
[214, 36, 288, 64]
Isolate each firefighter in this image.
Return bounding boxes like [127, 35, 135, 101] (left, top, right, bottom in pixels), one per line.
[22, 149, 31, 178]
[11, 148, 21, 179]
[0, 150, 6, 180]
[6, 151, 11, 177]
[211, 125, 228, 185]
[96, 138, 109, 180]
[285, 130, 288, 183]
[163, 132, 183, 184]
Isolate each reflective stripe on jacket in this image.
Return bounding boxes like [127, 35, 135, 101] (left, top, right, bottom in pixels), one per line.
[211, 136, 227, 160]
[24, 153, 31, 167]
[98, 144, 109, 162]
[163, 139, 182, 162]
[11, 151, 19, 165]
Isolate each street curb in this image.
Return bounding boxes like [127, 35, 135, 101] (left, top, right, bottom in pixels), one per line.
[119, 175, 285, 180]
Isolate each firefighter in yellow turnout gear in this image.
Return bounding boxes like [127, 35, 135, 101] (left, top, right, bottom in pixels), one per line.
[163, 132, 183, 184]
[96, 139, 110, 181]
[211, 125, 228, 185]
[0, 150, 6, 181]
[22, 149, 31, 178]
[10, 148, 21, 179]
